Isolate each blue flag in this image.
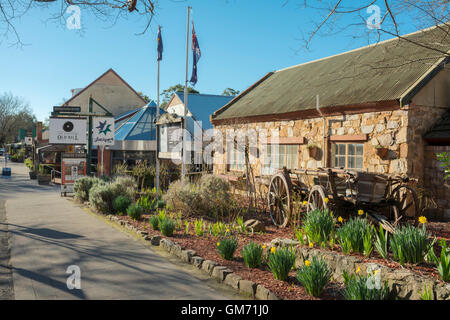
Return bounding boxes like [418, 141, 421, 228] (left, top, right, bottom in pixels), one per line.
[189, 22, 201, 85]
[157, 26, 163, 61]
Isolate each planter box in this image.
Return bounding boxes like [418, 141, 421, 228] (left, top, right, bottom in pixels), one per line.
[29, 171, 37, 179]
[37, 175, 51, 185]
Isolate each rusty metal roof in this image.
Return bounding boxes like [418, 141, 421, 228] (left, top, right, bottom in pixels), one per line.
[212, 25, 450, 122]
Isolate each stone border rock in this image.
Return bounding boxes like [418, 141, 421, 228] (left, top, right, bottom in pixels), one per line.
[105, 215, 280, 300]
[270, 238, 450, 300]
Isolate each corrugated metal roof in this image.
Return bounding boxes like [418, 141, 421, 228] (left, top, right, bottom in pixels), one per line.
[213, 25, 450, 121]
[175, 93, 234, 129]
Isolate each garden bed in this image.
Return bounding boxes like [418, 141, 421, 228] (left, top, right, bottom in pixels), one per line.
[104, 209, 450, 300]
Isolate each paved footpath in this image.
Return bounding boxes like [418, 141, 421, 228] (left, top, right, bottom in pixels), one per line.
[0, 162, 239, 300]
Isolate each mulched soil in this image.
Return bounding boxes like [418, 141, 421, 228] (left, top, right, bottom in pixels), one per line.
[114, 209, 450, 300]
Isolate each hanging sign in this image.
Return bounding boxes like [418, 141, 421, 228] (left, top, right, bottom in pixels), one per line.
[92, 117, 115, 146]
[49, 118, 87, 145]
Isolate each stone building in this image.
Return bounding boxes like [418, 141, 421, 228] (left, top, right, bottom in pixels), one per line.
[210, 25, 450, 219]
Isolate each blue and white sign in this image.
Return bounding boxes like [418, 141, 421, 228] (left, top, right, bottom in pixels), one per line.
[93, 117, 115, 146]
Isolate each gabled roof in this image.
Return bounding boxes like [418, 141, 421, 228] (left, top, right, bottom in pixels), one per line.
[212, 24, 450, 123]
[172, 92, 235, 129]
[63, 68, 148, 106]
[114, 101, 160, 141]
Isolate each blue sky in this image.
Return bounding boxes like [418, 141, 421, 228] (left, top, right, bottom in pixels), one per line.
[0, 0, 424, 121]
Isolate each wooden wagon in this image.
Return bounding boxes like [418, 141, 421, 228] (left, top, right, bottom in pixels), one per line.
[267, 167, 419, 233]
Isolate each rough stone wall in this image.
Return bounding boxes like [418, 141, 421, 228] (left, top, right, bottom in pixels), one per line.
[213, 109, 411, 177]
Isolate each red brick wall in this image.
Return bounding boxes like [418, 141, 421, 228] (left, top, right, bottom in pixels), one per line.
[97, 147, 112, 176]
[423, 145, 450, 221]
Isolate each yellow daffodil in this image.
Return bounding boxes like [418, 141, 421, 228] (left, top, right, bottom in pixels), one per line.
[302, 200, 308, 206]
[309, 242, 314, 248]
[418, 216, 427, 224]
[338, 216, 343, 223]
[356, 266, 361, 273]
[304, 260, 311, 267]
[324, 198, 329, 204]
[358, 209, 364, 216]
[217, 242, 220, 247]
[270, 247, 276, 254]
[262, 244, 267, 249]
[226, 228, 230, 233]
[373, 269, 380, 275]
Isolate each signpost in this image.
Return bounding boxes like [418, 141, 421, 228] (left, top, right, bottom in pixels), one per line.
[61, 153, 87, 196]
[53, 106, 81, 113]
[49, 118, 87, 145]
[92, 117, 115, 176]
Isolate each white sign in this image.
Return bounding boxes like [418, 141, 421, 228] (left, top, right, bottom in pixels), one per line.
[24, 137, 33, 145]
[93, 117, 115, 146]
[49, 118, 87, 145]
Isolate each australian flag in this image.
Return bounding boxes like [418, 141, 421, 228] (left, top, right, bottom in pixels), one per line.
[157, 26, 163, 61]
[189, 22, 201, 85]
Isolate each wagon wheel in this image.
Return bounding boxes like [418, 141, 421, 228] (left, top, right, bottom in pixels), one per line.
[390, 185, 419, 225]
[267, 173, 291, 227]
[307, 185, 328, 213]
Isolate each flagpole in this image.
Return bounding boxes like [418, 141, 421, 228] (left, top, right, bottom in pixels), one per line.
[156, 29, 161, 193]
[182, 6, 191, 178]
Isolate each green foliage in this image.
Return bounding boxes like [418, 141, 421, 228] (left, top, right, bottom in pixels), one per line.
[430, 239, 450, 282]
[390, 224, 433, 265]
[137, 193, 156, 213]
[212, 221, 228, 238]
[296, 257, 331, 297]
[184, 221, 190, 235]
[89, 184, 117, 214]
[267, 247, 296, 281]
[74, 177, 104, 202]
[149, 215, 159, 230]
[436, 152, 450, 180]
[419, 285, 434, 300]
[301, 209, 335, 247]
[194, 218, 206, 236]
[157, 199, 166, 209]
[236, 216, 247, 235]
[160, 218, 176, 237]
[337, 217, 373, 255]
[241, 241, 263, 268]
[157, 209, 167, 226]
[374, 223, 389, 259]
[217, 237, 238, 260]
[24, 158, 34, 170]
[294, 227, 306, 245]
[342, 270, 390, 300]
[113, 195, 131, 215]
[126, 203, 143, 220]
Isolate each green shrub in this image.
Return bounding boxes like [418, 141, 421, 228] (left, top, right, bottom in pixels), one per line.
[160, 218, 176, 237]
[113, 196, 131, 215]
[127, 204, 143, 220]
[337, 217, 373, 255]
[342, 270, 390, 300]
[137, 193, 156, 213]
[267, 247, 296, 281]
[217, 237, 238, 260]
[390, 224, 433, 265]
[241, 241, 263, 268]
[301, 209, 335, 246]
[163, 175, 232, 218]
[24, 158, 34, 170]
[89, 184, 116, 214]
[112, 176, 137, 200]
[296, 257, 331, 297]
[149, 215, 159, 230]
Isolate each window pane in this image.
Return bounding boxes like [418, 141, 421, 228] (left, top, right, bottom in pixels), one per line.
[338, 144, 346, 155]
[278, 145, 285, 168]
[286, 145, 298, 169]
[356, 156, 363, 169]
[348, 144, 355, 156]
[348, 156, 355, 169]
[356, 144, 363, 156]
